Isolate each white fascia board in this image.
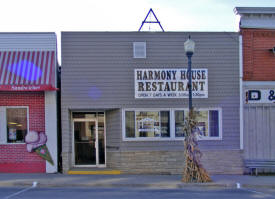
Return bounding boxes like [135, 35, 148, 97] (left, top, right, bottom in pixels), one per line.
[45, 91, 58, 173]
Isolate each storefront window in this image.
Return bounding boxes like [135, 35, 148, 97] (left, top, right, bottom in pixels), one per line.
[174, 109, 220, 138]
[125, 111, 135, 137]
[6, 108, 28, 143]
[209, 110, 219, 137]
[124, 109, 221, 140]
[125, 110, 170, 138]
[160, 111, 170, 137]
[196, 110, 209, 136]
[175, 111, 185, 137]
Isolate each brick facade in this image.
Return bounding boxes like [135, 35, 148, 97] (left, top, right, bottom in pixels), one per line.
[242, 28, 275, 81]
[0, 92, 46, 173]
[105, 150, 244, 175]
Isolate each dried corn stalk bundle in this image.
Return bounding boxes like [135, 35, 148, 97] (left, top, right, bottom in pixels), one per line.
[182, 108, 212, 183]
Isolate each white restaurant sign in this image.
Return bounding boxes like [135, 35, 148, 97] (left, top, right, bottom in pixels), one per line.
[135, 68, 208, 98]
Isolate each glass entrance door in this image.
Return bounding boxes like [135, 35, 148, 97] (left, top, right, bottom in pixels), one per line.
[73, 118, 105, 166]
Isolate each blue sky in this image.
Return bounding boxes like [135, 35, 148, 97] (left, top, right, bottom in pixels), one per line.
[0, 0, 275, 32]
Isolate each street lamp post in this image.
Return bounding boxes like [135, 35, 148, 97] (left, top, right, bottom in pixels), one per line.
[182, 36, 211, 183]
[184, 36, 195, 112]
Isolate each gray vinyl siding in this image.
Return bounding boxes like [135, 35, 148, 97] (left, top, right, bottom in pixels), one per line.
[106, 109, 122, 150]
[0, 33, 56, 50]
[61, 32, 240, 153]
[61, 109, 72, 151]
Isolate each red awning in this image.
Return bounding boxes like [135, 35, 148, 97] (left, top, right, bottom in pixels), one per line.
[0, 51, 57, 91]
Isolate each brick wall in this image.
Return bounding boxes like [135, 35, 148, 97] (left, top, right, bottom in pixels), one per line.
[0, 92, 45, 173]
[242, 29, 275, 81]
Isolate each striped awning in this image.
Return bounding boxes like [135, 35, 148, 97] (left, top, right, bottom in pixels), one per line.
[0, 51, 57, 91]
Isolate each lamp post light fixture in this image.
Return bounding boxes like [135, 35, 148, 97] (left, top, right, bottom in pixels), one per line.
[184, 36, 195, 112]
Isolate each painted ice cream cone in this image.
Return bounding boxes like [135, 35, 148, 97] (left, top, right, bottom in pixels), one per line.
[34, 144, 54, 165]
[25, 131, 54, 165]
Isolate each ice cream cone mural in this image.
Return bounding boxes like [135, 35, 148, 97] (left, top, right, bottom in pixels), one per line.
[25, 131, 54, 165]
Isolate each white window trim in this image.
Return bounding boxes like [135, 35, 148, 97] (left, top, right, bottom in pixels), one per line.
[0, 106, 29, 145]
[0, 107, 5, 144]
[122, 108, 222, 141]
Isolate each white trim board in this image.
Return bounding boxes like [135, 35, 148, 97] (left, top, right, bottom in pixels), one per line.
[243, 81, 275, 87]
[45, 91, 58, 173]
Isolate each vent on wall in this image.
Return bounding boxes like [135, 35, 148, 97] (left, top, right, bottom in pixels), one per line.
[133, 42, 146, 58]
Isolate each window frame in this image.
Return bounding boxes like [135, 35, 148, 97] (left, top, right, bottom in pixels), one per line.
[0, 106, 29, 144]
[173, 108, 222, 141]
[122, 108, 222, 141]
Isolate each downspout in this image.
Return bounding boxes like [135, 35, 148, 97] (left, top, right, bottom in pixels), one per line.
[239, 35, 244, 150]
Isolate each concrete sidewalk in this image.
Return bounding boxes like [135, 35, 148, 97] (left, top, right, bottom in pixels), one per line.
[0, 173, 274, 189]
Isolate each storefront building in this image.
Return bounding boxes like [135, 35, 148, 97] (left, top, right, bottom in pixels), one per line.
[61, 32, 243, 174]
[235, 7, 275, 166]
[0, 33, 58, 173]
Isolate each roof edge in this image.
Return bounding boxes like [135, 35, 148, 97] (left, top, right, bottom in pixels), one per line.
[235, 7, 275, 15]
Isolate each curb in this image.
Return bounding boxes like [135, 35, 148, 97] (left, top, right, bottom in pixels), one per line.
[0, 181, 275, 189]
[0, 182, 234, 189]
[241, 184, 275, 189]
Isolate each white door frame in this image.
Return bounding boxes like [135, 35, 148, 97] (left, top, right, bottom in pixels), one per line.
[72, 118, 106, 167]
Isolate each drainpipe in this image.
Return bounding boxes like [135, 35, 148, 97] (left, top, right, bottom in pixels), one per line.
[239, 35, 244, 150]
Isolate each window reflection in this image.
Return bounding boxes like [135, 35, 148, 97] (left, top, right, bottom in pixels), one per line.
[125, 111, 170, 138]
[174, 110, 219, 138]
[7, 108, 27, 143]
[175, 111, 185, 137]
